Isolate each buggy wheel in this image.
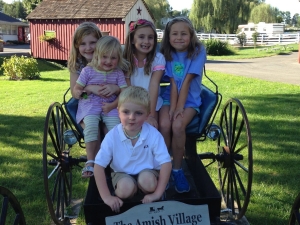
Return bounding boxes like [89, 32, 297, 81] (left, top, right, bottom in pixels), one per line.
[0, 186, 26, 225]
[289, 192, 300, 225]
[217, 98, 253, 220]
[43, 102, 72, 225]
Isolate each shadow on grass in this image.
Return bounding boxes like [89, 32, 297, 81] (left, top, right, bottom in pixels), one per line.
[238, 93, 300, 225]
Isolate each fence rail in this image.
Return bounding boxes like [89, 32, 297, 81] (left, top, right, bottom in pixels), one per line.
[196, 33, 300, 45]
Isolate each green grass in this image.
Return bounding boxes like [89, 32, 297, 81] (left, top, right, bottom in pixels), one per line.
[0, 54, 300, 224]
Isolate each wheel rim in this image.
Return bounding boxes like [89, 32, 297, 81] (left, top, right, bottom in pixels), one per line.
[42, 102, 72, 225]
[289, 192, 300, 225]
[0, 186, 26, 225]
[217, 98, 253, 220]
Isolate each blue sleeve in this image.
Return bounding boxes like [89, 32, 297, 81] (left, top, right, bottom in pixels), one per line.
[187, 45, 207, 76]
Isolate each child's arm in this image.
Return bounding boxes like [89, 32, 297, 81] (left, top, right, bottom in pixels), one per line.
[70, 72, 79, 98]
[173, 74, 195, 119]
[147, 70, 164, 127]
[102, 87, 126, 114]
[73, 83, 85, 99]
[142, 162, 172, 203]
[94, 164, 123, 212]
[169, 78, 178, 121]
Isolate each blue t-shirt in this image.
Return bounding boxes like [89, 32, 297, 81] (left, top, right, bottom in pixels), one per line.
[161, 45, 207, 108]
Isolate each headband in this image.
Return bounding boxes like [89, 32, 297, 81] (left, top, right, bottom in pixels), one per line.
[129, 19, 155, 32]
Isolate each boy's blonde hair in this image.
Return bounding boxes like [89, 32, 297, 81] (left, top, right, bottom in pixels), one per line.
[68, 22, 102, 74]
[88, 36, 129, 71]
[160, 17, 203, 61]
[118, 86, 150, 113]
[123, 19, 157, 76]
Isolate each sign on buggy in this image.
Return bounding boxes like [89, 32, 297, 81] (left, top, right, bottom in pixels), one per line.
[105, 201, 210, 225]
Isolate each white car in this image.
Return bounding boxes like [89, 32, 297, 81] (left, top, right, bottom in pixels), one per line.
[156, 29, 164, 39]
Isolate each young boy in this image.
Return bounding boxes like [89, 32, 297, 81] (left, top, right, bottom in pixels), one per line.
[94, 86, 172, 213]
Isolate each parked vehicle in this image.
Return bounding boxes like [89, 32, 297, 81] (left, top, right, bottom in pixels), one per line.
[156, 29, 163, 39]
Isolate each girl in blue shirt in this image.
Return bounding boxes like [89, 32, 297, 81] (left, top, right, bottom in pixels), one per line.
[159, 17, 207, 193]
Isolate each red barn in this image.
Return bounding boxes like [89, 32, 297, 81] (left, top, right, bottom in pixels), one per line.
[26, 0, 155, 61]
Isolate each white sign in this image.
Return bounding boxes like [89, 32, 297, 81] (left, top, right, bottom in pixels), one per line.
[105, 201, 210, 225]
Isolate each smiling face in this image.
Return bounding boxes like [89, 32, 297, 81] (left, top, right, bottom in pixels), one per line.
[98, 50, 119, 71]
[78, 34, 98, 62]
[169, 22, 191, 52]
[118, 101, 149, 136]
[132, 27, 155, 56]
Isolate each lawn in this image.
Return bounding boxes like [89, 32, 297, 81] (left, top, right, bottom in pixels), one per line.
[0, 53, 300, 224]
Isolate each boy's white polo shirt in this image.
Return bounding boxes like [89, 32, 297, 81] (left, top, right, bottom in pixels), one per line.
[95, 123, 171, 175]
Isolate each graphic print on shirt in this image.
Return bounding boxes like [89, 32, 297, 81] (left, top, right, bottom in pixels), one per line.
[172, 61, 184, 78]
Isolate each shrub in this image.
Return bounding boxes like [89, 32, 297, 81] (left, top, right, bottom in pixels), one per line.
[1, 55, 40, 80]
[252, 31, 259, 47]
[203, 39, 236, 56]
[236, 32, 247, 46]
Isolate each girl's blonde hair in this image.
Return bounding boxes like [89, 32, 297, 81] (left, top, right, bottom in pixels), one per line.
[160, 17, 203, 61]
[118, 86, 150, 113]
[67, 22, 102, 74]
[88, 36, 129, 71]
[123, 19, 157, 76]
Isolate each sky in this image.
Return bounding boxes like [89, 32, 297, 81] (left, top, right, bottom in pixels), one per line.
[168, 0, 300, 16]
[2, 0, 300, 16]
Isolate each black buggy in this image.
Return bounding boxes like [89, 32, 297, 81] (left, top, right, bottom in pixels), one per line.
[42, 70, 253, 225]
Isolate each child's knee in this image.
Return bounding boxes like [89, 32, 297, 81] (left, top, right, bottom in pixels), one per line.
[115, 177, 137, 199]
[138, 171, 157, 193]
[83, 123, 99, 143]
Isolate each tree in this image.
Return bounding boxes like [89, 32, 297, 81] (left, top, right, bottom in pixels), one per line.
[292, 13, 300, 27]
[144, 0, 171, 29]
[189, 0, 258, 34]
[3, 1, 27, 20]
[0, 0, 5, 11]
[22, 0, 42, 14]
[249, 3, 277, 23]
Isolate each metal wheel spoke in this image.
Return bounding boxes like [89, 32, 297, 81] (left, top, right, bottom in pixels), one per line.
[232, 120, 244, 151]
[234, 160, 248, 173]
[235, 143, 247, 155]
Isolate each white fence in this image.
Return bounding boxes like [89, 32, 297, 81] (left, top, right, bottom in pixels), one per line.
[196, 33, 300, 45]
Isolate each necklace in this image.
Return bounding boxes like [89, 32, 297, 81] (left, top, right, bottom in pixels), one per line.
[123, 127, 141, 140]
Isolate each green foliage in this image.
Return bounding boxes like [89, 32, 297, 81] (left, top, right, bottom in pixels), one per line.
[252, 31, 259, 46]
[236, 32, 247, 46]
[3, 1, 27, 20]
[249, 3, 277, 23]
[189, 0, 259, 34]
[144, 0, 170, 29]
[1, 55, 40, 80]
[203, 39, 236, 56]
[22, 0, 42, 14]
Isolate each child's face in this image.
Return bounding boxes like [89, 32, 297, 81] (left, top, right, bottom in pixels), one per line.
[169, 22, 191, 52]
[98, 50, 119, 71]
[78, 34, 98, 62]
[118, 101, 149, 134]
[132, 27, 155, 56]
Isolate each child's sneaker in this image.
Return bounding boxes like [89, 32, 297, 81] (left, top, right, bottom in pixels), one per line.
[171, 169, 190, 193]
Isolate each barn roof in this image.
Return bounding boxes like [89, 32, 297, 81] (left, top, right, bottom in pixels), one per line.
[27, 0, 153, 20]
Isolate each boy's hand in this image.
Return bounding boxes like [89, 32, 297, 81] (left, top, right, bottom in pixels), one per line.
[103, 196, 123, 213]
[141, 193, 161, 203]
